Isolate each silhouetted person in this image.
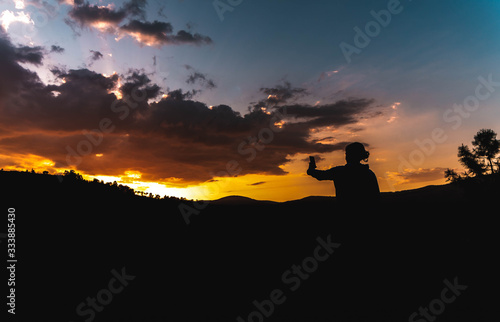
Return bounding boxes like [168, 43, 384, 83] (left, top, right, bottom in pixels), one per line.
[307, 142, 380, 204]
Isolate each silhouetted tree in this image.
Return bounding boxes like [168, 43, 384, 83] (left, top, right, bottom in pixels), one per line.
[472, 129, 500, 174]
[446, 129, 500, 182]
[458, 144, 484, 177]
[63, 170, 84, 181]
[444, 169, 462, 183]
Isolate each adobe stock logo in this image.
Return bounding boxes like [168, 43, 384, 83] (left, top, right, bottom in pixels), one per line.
[409, 277, 467, 322]
[213, 0, 244, 22]
[70, 267, 135, 322]
[236, 234, 340, 322]
[339, 0, 404, 63]
[396, 73, 500, 176]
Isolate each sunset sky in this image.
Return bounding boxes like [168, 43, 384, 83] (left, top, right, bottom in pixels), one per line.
[1, 0, 500, 201]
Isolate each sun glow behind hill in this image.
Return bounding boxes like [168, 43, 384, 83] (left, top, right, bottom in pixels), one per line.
[0, 150, 449, 202]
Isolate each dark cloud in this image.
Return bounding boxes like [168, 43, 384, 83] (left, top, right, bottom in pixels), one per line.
[119, 69, 161, 100]
[248, 181, 266, 186]
[165, 88, 200, 100]
[65, 1, 212, 48]
[249, 82, 309, 116]
[186, 72, 216, 89]
[0, 34, 377, 183]
[50, 45, 65, 53]
[0, 33, 42, 98]
[14, 45, 44, 65]
[119, 20, 212, 46]
[121, 0, 147, 19]
[89, 49, 103, 61]
[171, 30, 213, 45]
[185, 65, 216, 89]
[277, 98, 374, 128]
[260, 81, 308, 107]
[89, 49, 104, 66]
[67, 2, 128, 32]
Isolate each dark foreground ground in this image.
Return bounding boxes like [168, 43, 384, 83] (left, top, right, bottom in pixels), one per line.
[1, 171, 498, 321]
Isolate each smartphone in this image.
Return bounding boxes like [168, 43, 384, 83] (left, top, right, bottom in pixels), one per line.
[309, 156, 316, 169]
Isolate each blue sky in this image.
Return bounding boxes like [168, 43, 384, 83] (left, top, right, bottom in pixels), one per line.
[4, 0, 500, 111]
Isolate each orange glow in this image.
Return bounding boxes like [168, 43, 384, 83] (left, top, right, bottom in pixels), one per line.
[0, 153, 56, 173]
[119, 31, 162, 47]
[86, 174, 122, 183]
[83, 171, 197, 199]
[105, 72, 122, 99]
[273, 120, 285, 129]
[91, 21, 115, 33]
[0, 149, 451, 202]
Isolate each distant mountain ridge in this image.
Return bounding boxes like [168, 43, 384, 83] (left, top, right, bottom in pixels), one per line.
[210, 184, 465, 204]
[209, 195, 278, 205]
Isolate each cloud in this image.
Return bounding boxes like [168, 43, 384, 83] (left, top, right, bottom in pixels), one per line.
[14, 44, 44, 65]
[50, 45, 65, 53]
[57, 0, 83, 5]
[385, 168, 448, 186]
[0, 32, 42, 97]
[277, 98, 374, 128]
[121, 0, 147, 20]
[14, 0, 25, 10]
[88, 49, 103, 64]
[119, 20, 212, 47]
[0, 34, 377, 184]
[248, 181, 266, 186]
[187, 72, 216, 89]
[260, 81, 308, 107]
[317, 70, 339, 82]
[0, 10, 34, 31]
[67, 2, 128, 32]
[301, 155, 325, 163]
[65, 1, 212, 48]
[185, 65, 216, 89]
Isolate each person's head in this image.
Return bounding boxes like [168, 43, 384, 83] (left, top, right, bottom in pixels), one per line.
[345, 142, 369, 164]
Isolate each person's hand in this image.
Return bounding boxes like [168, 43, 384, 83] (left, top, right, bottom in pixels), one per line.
[308, 156, 316, 169]
[307, 156, 316, 175]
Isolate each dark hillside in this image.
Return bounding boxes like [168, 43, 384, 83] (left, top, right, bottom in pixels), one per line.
[1, 170, 497, 321]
